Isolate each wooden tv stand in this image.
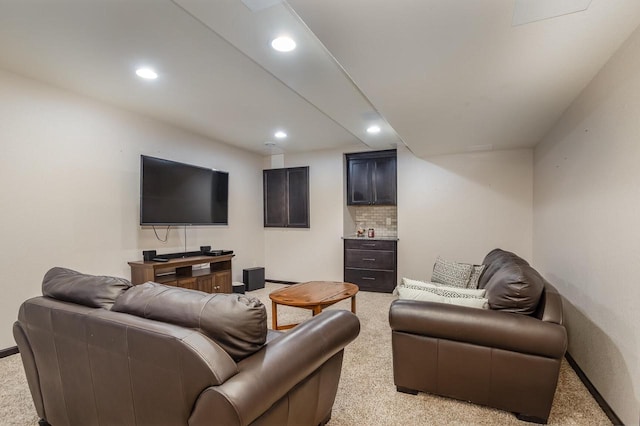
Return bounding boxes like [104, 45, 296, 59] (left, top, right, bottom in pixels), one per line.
[128, 254, 234, 293]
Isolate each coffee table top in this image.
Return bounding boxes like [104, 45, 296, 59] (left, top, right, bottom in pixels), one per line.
[269, 281, 359, 308]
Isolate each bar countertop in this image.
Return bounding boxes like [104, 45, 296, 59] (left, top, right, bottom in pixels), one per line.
[342, 235, 399, 241]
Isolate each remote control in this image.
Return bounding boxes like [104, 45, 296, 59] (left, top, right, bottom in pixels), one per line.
[152, 257, 169, 262]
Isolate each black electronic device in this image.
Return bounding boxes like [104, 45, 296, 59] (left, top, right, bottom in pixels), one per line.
[140, 155, 229, 226]
[200, 245, 211, 253]
[243, 267, 265, 291]
[142, 250, 157, 261]
[203, 250, 234, 257]
[152, 257, 169, 263]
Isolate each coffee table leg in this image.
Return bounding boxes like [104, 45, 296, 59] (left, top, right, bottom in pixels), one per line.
[351, 294, 356, 314]
[272, 300, 278, 330]
[312, 305, 322, 316]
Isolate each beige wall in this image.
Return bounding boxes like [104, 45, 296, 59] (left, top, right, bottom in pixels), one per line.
[533, 25, 640, 426]
[263, 148, 352, 282]
[397, 146, 533, 281]
[263, 146, 533, 286]
[0, 69, 265, 348]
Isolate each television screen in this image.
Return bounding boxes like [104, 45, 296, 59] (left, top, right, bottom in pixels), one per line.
[140, 155, 228, 225]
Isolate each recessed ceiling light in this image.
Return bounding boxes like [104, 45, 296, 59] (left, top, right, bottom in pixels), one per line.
[366, 125, 381, 134]
[135, 68, 158, 80]
[274, 131, 287, 139]
[271, 36, 296, 52]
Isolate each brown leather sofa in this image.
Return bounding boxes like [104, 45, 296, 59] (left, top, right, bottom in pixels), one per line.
[14, 267, 360, 426]
[389, 249, 567, 424]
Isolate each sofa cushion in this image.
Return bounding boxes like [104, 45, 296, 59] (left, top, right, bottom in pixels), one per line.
[112, 282, 267, 361]
[478, 248, 529, 289]
[468, 264, 486, 289]
[42, 267, 132, 309]
[431, 257, 472, 288]
[397, 286, 489, 309]
[400, 278, 487, 298]
[484, 263, 544, 314]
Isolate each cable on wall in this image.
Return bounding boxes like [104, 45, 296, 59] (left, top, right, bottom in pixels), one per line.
[152, 226, 171, 242]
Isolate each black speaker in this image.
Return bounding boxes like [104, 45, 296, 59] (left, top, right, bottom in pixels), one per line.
[200, 245, 211, 253]
[142, 250, 157, 261]
[243, 267, 265, 291]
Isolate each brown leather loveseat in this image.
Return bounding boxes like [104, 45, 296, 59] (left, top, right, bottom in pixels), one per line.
[389, 249, 567, 424]
[14, 267, 360, 426]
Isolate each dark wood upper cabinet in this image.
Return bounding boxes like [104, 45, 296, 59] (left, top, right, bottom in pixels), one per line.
[346, 150, 396, 205]
[263, 166, 309, 228]
[263, 168, 287, 227]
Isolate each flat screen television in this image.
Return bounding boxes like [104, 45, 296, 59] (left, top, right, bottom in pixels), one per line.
[140, 155, 228, 225]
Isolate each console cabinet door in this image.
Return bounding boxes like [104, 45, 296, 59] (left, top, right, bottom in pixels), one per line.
[196, 276, 213, 293]
[212, 271, 231, 293]
[178, 277, 198, 291]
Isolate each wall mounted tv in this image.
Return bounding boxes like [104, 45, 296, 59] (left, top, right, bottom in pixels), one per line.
[140, 155, 228, 226]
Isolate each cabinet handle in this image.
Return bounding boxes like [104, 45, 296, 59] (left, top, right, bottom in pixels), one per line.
[363, 243, 376, 247]
[361, 277, 376, 280]
[362, 258, 376, 261]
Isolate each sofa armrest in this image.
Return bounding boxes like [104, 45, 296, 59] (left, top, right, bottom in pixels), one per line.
[389, 299, 566, 359]
[188, 310, 360, 426]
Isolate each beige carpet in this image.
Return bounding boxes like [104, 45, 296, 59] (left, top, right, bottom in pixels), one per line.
[1, 283, 611, 425]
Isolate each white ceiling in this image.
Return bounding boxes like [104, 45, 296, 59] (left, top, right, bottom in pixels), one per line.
[0, 0, 638, 158]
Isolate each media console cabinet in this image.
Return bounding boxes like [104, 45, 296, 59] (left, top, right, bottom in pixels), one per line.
[128, 254, 234, 293]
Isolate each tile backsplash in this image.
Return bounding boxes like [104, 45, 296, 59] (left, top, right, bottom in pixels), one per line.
[350, 205, 397, 237]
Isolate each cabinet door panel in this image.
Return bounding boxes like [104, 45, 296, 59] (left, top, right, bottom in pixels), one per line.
[213, 271, 232, 293]
[287, 167, 309, 228]
[372, 156, 397, 205]
[263, 169, 287, 227]
[196, 276, 213, 293]
[347, 159, 371, 205]
[179, 277, 198, 291]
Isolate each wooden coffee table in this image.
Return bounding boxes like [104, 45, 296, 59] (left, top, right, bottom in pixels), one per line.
[269, 281, 359, 330]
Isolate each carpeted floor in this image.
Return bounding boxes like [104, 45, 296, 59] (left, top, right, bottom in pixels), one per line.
[1, 283, 611, 425]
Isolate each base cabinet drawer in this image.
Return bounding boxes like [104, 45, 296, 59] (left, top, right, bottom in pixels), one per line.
[344, 239, 395, 251]
[345, 249, 395, 269]
[345, 269, 395, 293]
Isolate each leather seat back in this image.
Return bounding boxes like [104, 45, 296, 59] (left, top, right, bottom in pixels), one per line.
[15, 296, 237, 426]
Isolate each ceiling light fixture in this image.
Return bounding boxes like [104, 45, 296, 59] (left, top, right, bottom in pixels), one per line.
[274, 131, 287, 139]
[135, 68, 158, 80]
[271, 36, 296, 52]
[366, 125, 381, 134]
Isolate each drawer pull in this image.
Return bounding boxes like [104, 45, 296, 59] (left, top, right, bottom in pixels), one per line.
[361, 277, 376, 280]
[363, 243, 377, 247]
[362, 258, 376, 261]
